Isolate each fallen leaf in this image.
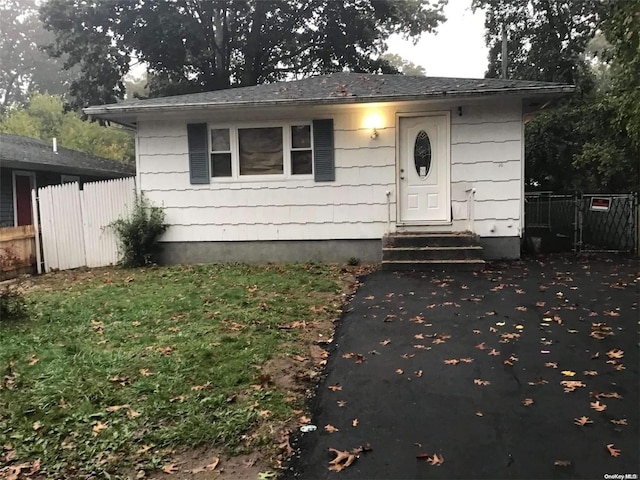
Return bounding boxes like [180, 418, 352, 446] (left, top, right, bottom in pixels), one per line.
[583, 370, 598, 376]
[473, 329, 481, 334]
[606, 349, 624, 359]
[606, 444, 621, 457]
[92, 421, 107, 436]
[474, 379, 490, 386]
[414, 333, 424, 340]
[444, 359, 459, 365]
[554, 460, 572, 467]
[561, 370, 576, 377]
[459, 357, 474, 363]
[475, 342, 488, 350]
[139, 368, 152, 377]
[415, 370, 423, 378]
[396, 369, 404, 375]
[206, 457, 220, 471]
[488, 349, 500, 356]
[136, 444, 152, 454]
[328, 384, 342, 392]
[600, 392, 623, 399]
[590, 401, 607, 412]
[536, 301, 546, 307]
[191, 381, 211, 391]
[352, 418, 359, 427]
[561, 380, 586, 393]
[522, 398, 534, 407]
[610, 419, 627, 426]
[476, 412, 484, 417]
[162, 463, 178, 474]
[324, 424, 339, 433]
[545, 362, 558, 368]
[106, 404, 130, 412]
[259, 409, 271, 417]
[574, 416, 593, 426]
[328, 447, 358, 472]
[28, 356, 39, 366]
[32, 421, 43, 431]
[427, 453, 445, 466]
[380, 339, 391, 346]
[342, 352, 354, 359]
[170, 395, 187, 403]
[337, 400, 346, 408]
[292, 354, 306, 362]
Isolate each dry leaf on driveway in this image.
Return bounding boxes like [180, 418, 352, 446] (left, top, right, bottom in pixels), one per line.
[328, 448, 357, 472]
[610, 419, 627, 425]
[324, 424, 339, 433]
[606, 349, 624, 359]
[328, 384, 342, 392]
[590, 401, 607, 412]
[522, 398, 534, 407]
[574, 416, 593, 426]
[606, 444, 621, 457]
[474, 379, 490, 386]
[417, 452, 444, 466]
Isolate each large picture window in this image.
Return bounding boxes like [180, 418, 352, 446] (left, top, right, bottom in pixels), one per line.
[239, 127, 283, 175]
[209, 123, 313, 179]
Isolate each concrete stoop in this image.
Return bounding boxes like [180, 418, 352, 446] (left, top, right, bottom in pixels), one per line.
[382, 232, 485, 271]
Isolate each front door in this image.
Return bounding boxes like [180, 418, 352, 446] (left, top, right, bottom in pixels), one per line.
[398, 114, 450, 223]
[14, 173, 34, 226]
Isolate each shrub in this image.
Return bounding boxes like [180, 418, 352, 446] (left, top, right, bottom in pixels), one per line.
[111, 194, 168, 268]
[347, 257, 360, 266]
[0, 286, 28, 323]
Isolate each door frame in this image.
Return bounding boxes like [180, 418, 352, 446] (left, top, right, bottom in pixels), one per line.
[395, 111, 451, 226]
[12, 170, 36, 226]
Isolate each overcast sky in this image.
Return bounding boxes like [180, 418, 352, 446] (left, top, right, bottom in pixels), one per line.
[386, 1, 489, 79]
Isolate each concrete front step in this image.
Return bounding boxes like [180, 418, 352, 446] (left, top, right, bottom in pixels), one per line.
[382, 246, 483, 261]
[381, 259, 486, 272]
[384, 232, 480, 248]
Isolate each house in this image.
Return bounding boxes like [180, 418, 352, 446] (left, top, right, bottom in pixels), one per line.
[0, 133, 135, 227]
[83, 73, 573, 264]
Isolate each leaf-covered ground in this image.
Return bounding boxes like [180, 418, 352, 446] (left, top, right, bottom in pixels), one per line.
[288, 255, 639, 479]
[0, 263, 362, 479]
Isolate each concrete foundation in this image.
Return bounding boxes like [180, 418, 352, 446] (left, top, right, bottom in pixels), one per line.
[479, 236, 521, 260]
[158, 239, 383, 265]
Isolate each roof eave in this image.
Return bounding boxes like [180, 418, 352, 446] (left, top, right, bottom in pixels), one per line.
[84, 85, 575, 120]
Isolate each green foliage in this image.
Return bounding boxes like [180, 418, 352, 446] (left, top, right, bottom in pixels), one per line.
[0, 286, 28, 323]
[111, 194, 168, 268]
[472, 0, 606, 84]
[40, 0, 447, 108]
[0, 0, 78, 112]
[526, 96, 639, 193]
[380, 53, 426, 76]
[0, 93, 134, 162]
[347, 257, 360, 266]
[601, 0, 640, 148]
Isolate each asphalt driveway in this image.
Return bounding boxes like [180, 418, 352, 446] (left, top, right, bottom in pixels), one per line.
[286, 256, 639, 479]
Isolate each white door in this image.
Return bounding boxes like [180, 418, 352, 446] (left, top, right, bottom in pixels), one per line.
[398, 114, 450, 223]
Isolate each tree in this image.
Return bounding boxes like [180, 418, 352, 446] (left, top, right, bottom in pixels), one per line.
[601, 0, 640, 148]
[0, 93, 134, 163]
[40, 0, 447, 109]
[0, 0, 77, 112]
[471, 0, 607, 84]
[380, 53, 426, 75]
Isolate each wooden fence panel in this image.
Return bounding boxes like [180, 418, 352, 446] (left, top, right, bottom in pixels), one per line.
[0, 225, 35, 279]
[37, 177, 135, 272]
[39, 183, 86, 271]
[81, 177, 135, 268]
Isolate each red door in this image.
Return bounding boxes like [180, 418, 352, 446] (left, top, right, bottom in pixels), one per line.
[14, 174, 34, 226]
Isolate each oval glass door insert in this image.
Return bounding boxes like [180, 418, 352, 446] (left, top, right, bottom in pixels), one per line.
[414, 130, 432, 178]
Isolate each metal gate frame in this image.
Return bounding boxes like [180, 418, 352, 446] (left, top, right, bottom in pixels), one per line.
[524, 192, 638, 254]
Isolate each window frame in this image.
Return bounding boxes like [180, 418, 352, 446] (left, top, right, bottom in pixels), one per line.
[208, 121, 314, 182]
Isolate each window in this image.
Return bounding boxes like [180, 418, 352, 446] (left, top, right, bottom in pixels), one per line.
[208, 123, 313, 179]
[239, 127, 283, 175]
[210, 129, 232, 177]
[291, 125, 312, 175]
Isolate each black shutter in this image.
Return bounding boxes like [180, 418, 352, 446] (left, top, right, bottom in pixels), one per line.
[313, 119, 335, 182]
[187, 123, 209, 184]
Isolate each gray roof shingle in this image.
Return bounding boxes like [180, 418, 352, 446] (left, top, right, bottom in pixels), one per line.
[85, 72, 573, 118]
[0, 133, 135, 176]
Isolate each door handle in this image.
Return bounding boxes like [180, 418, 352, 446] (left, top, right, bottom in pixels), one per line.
[400, 176, 405, 180]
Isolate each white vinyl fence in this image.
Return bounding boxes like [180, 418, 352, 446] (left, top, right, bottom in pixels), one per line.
[36, 177, 136, 272]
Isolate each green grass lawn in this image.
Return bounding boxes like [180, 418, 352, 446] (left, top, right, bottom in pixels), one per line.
[0, 263, 350, 478]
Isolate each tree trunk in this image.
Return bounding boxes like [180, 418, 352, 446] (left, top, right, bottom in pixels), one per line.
[241, 1, 268, 86]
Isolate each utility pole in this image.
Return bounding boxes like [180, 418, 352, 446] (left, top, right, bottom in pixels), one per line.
[501, 22, 508, 79]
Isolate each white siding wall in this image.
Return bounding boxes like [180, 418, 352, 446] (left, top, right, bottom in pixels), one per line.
[137, 97, 523, 242]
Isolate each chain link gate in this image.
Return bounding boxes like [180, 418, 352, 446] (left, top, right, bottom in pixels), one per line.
[524, 192, 638, 255]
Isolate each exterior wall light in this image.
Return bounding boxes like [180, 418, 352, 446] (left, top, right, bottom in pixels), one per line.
[364, 112, 383, 140]
[371, 128, 379, 140]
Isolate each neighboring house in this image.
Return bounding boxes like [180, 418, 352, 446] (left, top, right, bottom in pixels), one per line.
[84, 73, 573, 263]
[0, 133, 135, 227]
